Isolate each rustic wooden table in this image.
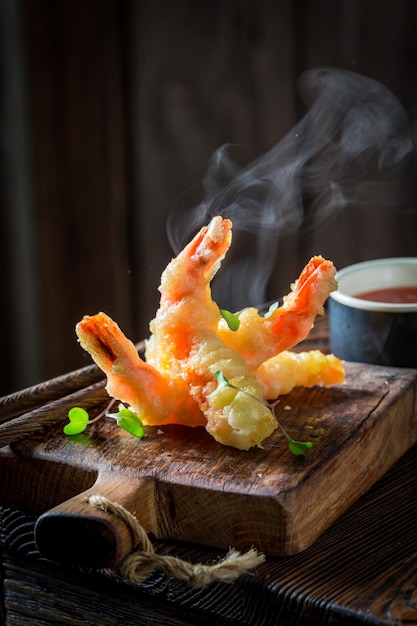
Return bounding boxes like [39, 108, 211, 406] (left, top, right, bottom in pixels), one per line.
[1, 317, 417, 626]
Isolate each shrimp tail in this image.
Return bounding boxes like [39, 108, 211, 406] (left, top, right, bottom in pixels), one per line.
[272, 255, 337, 328]
[76, 312, 205, 426]
[218, 255, 337, 370]
[160, 216, 232, 308]
[147, 217, 232, 373]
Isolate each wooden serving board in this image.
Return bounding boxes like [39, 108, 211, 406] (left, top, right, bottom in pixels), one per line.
[1, 362, 417, 568]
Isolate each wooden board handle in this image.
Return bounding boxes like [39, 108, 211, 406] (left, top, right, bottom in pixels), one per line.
[34, 475, 155, 568]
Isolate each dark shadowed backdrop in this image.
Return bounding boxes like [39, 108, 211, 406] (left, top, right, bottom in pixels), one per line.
[1, 0, 417, 394]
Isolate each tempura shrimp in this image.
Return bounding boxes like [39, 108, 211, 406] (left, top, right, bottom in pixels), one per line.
[217, 256, 338, 370]
[76, 216, 344, 451]
[146, 217, 277, 449]
[145, 216, 232, 375]
[76, 312, 205, 427]
[182, 328, 277, 449]
[256, 350, 345, 400]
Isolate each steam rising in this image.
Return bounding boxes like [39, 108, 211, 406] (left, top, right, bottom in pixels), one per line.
[167, 67, 416, 308]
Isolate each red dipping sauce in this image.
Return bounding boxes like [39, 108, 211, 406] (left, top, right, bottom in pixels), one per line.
[355, 286, 417, 304]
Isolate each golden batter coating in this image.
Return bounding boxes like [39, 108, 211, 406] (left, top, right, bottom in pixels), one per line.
[76, 216, 344, 450]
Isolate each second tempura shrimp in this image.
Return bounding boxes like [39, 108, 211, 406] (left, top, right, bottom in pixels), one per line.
[217, 255, 338, 370]
[146, 216, 277, 449]
[145, 216, 232, 374]
[76, 312, 205, 427]
[256, 350, 345, 399]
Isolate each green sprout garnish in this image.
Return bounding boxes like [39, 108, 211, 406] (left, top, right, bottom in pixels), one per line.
[264, 301, 279, 319]
[288, 439, 313, 456]
[214, 370, 232, 394]
[64, 401, 144, 439]
[213, 370, 313, 456]
[107, 407, 144, 438]
[220, 309, 241, 331]
[64, 407, 90, 435]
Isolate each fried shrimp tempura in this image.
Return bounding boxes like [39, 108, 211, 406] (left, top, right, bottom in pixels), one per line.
[217, 256, 338, 371]
[146, 216, 276, 449]
[76, 216, 344, 450]
[182, 330, 277, 450]
[256, 350, 345, 399]
[145, 216, 232, 375]
[76, 312, 205, 427]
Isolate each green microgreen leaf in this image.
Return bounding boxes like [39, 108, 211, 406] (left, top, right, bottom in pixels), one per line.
[64, 407, 90, 435]
[275, 418, 313, 456]
[213, 371, 264, 406]
[210, 371, 238, 408]
[108, 407, 144, 438]
[264, 301, 279, 319]
[214, 370, 233, 394]
[288, 440, 314, 456]
[220, 309, 241, 331]
[64, 400, 144, 440]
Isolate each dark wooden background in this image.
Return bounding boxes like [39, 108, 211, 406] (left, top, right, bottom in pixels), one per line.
[2, 0, 417, 395]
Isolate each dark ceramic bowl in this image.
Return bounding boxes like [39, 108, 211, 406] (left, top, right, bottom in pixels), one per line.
[328, 258, 417, 368]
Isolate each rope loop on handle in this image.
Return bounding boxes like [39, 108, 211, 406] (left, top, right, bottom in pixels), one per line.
[88, 494, 265, 587]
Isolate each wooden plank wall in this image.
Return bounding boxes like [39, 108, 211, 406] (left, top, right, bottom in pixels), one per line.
[1, 0, 134, 393]
[1, 0, 417, 394]
[23, 0, 133, 383]
[128, 0, 417, 340]
[127, 0, 299, 324]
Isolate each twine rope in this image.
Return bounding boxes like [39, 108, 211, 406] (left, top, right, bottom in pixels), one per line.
[88, 494, 265, 587]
